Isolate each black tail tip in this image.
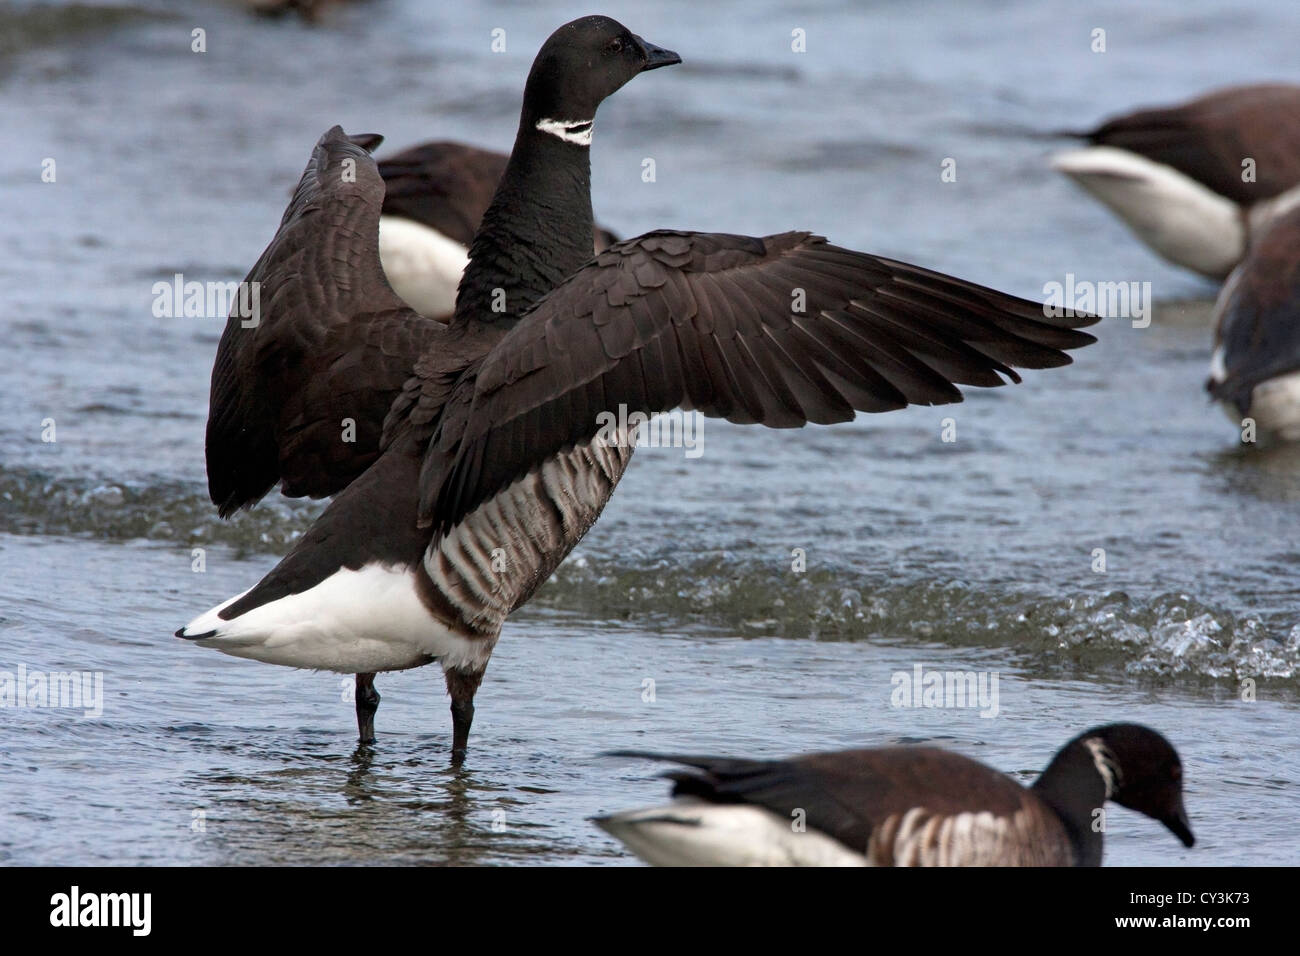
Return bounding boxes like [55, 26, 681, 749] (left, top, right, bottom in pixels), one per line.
[347, 132, 385, 154]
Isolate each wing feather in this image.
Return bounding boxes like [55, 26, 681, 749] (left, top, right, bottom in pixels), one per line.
[415, 230, 1097, 530]
[205, 127, 442, 516]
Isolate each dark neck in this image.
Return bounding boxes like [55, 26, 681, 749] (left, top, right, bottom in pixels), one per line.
[1030, 740, 1110, 867]
[452, 122, 595, 330]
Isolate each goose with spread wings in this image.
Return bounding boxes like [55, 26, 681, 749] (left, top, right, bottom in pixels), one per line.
[178, 15, 1096, 763]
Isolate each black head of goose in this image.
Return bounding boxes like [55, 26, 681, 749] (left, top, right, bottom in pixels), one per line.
[1206, 203, 1300, 438]
[178, 16, 1095, 764]
[1052, 83, 1300, 279]
[376, 140, 619, 320]
[596, 724, 1194, 866]
[448, 16, 678, 328]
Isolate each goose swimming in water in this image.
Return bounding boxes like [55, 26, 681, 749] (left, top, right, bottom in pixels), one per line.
[596, 724, 1194, 866]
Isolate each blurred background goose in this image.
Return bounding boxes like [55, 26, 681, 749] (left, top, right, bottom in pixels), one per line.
[1053, 84, 1300, 279]
[377, 140, 618, 319]
[597, 724, 1194, 866]
[1206, 205, 1300, 438]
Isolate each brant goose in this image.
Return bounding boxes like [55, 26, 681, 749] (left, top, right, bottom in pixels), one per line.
[178, 16, 1096, 763]
[596, 724, 1194, 866]
[377, 140, 618, 319]
[1052, 84, 1300, 278]
[1206, 204, 1300, 438]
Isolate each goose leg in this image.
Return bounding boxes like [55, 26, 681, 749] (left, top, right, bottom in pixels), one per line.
[445, 665, 486, 767]
[355, 673, 380, 744]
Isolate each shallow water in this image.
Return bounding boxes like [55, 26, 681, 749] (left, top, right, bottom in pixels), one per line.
[2, 0, 1298, 866]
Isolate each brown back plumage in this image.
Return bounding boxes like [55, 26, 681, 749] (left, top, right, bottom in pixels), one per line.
[1087, 83, 1300, 204]
[623, 747, 1073, 865]
[613, 724, 1192, 866]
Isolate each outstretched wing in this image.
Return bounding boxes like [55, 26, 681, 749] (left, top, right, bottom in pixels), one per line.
[206, 126, 442, 517]
[1085, 84, 1300, 204]
[417, 230, 1097, 530]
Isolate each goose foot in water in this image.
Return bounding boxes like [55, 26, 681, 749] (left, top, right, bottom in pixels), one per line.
[355, 672, 380, 744]
[446, 666, 485, 766]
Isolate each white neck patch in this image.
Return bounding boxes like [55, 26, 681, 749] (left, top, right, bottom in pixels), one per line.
[536, 117, 594, 146]
[1083, 738, 1123, 800]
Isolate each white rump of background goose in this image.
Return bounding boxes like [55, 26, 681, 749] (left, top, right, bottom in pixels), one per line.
[1053, 83, 1300, 279]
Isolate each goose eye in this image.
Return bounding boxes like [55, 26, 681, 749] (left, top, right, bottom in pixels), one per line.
[606, 38, 624, 54]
